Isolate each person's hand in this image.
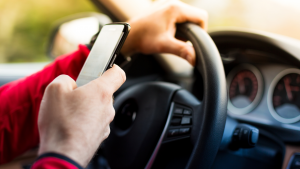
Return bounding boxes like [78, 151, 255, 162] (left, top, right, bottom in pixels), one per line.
[121, 0, 208, 65]
[38, 65, 126, 167]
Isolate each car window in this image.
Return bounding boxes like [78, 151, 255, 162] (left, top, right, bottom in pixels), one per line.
[182, 0, 300, 41]
[0, 0, 97, 63]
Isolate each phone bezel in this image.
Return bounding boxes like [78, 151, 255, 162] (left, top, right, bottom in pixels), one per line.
[103, 22, 131, 71]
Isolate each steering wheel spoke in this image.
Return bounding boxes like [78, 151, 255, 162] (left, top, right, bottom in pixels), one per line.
[163, 89, 203, 143]
[146, 89, 202, 169]
[164, 102, 193, 142]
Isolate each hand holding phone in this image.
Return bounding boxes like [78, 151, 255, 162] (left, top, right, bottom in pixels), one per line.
[76, 23, 130, 87]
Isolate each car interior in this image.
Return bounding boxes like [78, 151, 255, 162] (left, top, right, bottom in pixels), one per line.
[1, 0, 300, 169]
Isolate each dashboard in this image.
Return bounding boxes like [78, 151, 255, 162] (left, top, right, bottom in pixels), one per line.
[210, 29, 300, 142]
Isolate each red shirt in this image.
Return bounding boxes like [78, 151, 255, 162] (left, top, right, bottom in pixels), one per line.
[0, 45, 90, 168]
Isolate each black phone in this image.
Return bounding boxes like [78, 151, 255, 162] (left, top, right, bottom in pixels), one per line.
[76, 22, 130, 87]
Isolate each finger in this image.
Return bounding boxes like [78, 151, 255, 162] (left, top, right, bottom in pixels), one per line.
[176, 3, 208, 30]
[93, 64, 126, 94]
[47, 75, 77, 93]
[160, 36, 196, 66]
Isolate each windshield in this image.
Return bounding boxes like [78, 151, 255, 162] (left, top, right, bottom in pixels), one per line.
[182, 0, 300, 40]
[1, 0, 299, 63]
[0, 0, 97, 63]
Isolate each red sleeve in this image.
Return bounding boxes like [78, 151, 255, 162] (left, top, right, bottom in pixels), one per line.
[31, 153, 83, 169]
[32, 157, 79, 169]
[0, 45, 90, 164]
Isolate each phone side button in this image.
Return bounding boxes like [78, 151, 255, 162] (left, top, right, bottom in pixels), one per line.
[110, 54, 117, 68]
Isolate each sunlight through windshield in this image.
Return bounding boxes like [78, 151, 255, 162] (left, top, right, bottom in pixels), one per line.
[182, 0, 300, 40]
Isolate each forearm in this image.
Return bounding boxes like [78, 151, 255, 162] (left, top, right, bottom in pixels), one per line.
[0, 45, 89, 164]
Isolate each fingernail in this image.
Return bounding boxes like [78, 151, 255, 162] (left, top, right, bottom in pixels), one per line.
[187, 46, 196, 66]
[186, 54, 195, 66]
[180, 52, 192, 66]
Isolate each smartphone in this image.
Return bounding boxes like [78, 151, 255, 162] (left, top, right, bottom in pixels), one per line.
[76, 22, 130, 87]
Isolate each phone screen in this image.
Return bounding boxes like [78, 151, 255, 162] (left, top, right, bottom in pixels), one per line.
[76, 24, 125, 87]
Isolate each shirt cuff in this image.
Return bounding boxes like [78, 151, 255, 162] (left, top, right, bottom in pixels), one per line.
[32, 152, 83, 169]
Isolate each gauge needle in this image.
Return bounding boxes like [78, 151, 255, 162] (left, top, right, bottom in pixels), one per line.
[237, 75, 245, 94]
[284, 77, 293, 101]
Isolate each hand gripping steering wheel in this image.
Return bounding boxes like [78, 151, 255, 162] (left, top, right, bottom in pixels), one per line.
[103, 23, 228, 169]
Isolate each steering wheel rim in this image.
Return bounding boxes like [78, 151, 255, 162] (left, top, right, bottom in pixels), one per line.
[104, 23, 227, 169]
[176, 23, 227, 168]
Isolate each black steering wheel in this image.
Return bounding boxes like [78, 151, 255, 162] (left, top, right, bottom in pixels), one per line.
[103, 23, 227, 169]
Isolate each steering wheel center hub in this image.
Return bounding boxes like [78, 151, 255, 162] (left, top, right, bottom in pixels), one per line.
[114, 99, 138, 130]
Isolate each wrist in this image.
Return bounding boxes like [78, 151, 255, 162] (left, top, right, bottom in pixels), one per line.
[34, 152, 84, 169]
[38, 138, 90, 167]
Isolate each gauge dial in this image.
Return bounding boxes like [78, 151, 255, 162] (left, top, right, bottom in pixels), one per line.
[269, 69, 300, 123]
[229, 70, 258, 108]
[227, 64, 263, 115]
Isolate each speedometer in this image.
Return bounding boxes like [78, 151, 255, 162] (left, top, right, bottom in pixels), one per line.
[268, 68, 300, 123]
[227, 64, 263, 115]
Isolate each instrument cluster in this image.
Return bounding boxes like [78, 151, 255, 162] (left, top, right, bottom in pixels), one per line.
[227, 65, 300, 124]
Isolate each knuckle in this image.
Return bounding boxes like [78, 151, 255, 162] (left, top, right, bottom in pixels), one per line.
[46, 75, 70, 93]
[165, 1, 179, 13]
[154, 37, 166, 53]
[59, 74, 70, 79]
[47, 81, 64, 93]
[155, 45, 163, 53]
[91, 80, 113, 103]
[100, 88, 112, 102]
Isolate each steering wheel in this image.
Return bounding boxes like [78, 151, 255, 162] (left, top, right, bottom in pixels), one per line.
[103, 23, 227, 169]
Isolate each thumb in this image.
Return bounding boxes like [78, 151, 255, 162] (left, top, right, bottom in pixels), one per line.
[94, 64, 126, 94]
[160, 36, 195, 66]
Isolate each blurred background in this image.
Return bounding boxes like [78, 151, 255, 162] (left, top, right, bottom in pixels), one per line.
[182, 0, 300, 38]
[0, 0, 299, 63]
[0, 0, 97, 63]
